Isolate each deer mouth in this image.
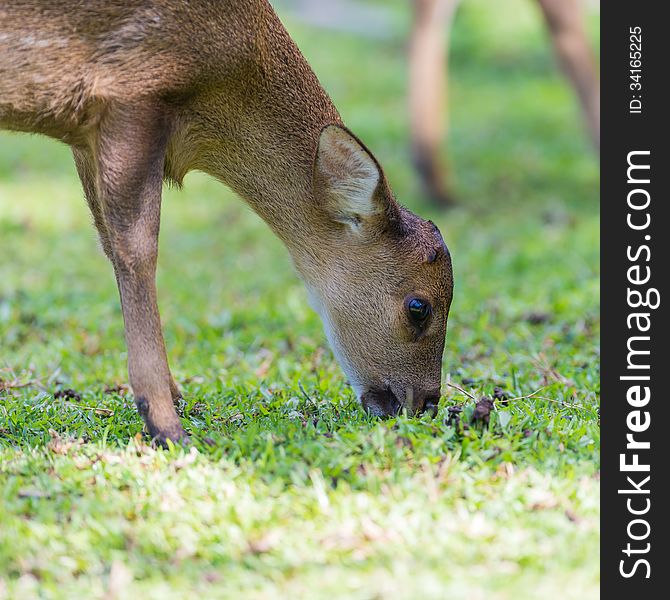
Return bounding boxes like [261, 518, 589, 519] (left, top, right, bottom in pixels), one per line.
[361, 387, 403, 417]
[360, 387, 440, 417]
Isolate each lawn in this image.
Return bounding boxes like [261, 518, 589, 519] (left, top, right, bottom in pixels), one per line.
[0, 1, 599, 598]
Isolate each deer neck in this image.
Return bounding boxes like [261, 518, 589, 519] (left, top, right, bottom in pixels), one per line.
[168, 10, 343, 274]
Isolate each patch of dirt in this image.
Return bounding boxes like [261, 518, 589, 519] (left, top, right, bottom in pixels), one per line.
[47, 429, 82, 455]
[471, 397, 494, 426]
[104, 383, 130, 395]
[446, 405, 463, 428]
[1, 375, 38, 392]
[395, 436, 414, 450]
[524, 311, 551, 325]
[54, 388, 82, 402]
[492, 386, 509, 405]
[189, 402, 207, 415]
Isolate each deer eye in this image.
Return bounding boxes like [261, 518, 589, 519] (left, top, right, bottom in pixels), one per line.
[407, 297, 432, 326]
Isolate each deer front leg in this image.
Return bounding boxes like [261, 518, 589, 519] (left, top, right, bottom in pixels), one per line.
[409, 0, 460, 206]
[536, 0, 600, 150]
[77, 102, 187, 445]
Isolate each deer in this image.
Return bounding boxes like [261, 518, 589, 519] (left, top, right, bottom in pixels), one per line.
[409, 0, 600, 205]
[0, 0, 454, 445]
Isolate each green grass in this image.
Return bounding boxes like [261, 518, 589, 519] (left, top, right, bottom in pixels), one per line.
[0, 1, 599, 598]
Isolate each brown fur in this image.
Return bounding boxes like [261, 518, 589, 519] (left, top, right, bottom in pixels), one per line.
[1, 0, 454, 444]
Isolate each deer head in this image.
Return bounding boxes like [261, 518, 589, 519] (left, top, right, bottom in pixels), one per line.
[298, 124, 454, 416]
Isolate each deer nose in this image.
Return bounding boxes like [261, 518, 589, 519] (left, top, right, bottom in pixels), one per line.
[361, 387, 440, 417]
[361, 387, 402, 417]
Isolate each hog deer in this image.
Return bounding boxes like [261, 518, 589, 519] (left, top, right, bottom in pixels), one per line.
[410, 0, 600, 205]
[0, 0, 453, 445]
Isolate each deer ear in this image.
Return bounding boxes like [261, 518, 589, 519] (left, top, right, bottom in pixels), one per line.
[313, 124, 385, 229]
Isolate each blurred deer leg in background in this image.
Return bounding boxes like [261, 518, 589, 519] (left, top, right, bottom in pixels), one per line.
[536, 0, 600, 149]
[409, 0, 460, 206]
